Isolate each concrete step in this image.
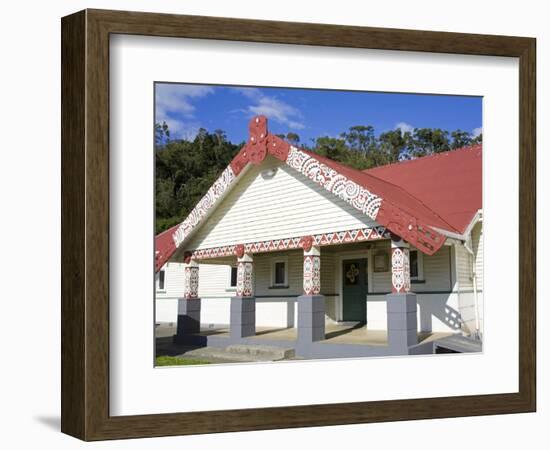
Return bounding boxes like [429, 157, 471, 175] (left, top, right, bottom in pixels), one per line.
[183, 344, 295, 362]
[433, 334, 483, 353]
[226, 344, 295, 360]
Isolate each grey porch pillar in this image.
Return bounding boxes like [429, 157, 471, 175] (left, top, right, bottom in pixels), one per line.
[175, 257, 201, 342]
[386, 236, 418, 349]
[230, 251, 256, 339]
[298, 239, 325, 344]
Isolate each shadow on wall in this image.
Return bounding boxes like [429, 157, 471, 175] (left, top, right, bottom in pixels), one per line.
[418, 295, 464, 332]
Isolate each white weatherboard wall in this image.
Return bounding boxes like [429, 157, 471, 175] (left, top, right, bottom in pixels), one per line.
[155, 262, 184, 323]
[454, 227, 484, 335]
[458, 221, 484, 335]
[362, 243, 471, 333]
[155, 250, 339, 328]
[155, 262, 234, 324]
[186, 156, 378, 250]
[254, 250, 339, 327]
[157, 239, 477, 333]
[155, 260, 301, 328]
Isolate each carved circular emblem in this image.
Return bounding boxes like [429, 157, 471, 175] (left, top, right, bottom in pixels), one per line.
[300, 235, 314, 252]
[235, 244, 245, 258]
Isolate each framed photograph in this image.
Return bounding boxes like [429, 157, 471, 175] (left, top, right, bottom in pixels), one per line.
[61, 9, 536, 441]
[373, 253, 389, 272]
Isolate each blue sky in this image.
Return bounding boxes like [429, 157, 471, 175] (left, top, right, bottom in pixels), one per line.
[155, 83, 482, 145]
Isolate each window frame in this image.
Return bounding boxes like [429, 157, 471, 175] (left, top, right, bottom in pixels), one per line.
[156, 268, 166, 292]
[409, 249, 424, 282]
[270, 256, 289, 288]
[228, 265, 238, 290]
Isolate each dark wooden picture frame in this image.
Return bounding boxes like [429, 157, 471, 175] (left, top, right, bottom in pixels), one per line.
[61, 9, 536, 441]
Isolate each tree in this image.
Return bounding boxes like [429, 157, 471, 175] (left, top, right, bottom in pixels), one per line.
[155, 125, 241, 233]
[196, 128, 208, 152]
[286, 132, 300, 145]
[214, 129, 227, 147]
[315, 136, 349, 161]
[378, 129, 410, 163]
[341, 125, 376, 155]
[450, 130, 473, 149]
[155, 121, 170, 147]
[408, 128, 450, 157]
[472, 132, 482, 145]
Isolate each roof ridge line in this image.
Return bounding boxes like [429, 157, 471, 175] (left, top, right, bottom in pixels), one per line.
[364, 144, 482, 173]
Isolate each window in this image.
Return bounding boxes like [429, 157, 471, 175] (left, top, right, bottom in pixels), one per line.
[157, 269, 165, 291]
[270, 257, 288, 287]
[229, 266, 238, 287]
[409, 250, 424, 281]
[410, 251, 418, 278]
[275, 262, 286, 285]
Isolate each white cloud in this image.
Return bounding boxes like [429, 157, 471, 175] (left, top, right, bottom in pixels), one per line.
[471, 127, 482, 138]
[163, 119, 201, 141]
[395, 122, 414, 134]
[155, 84, 213, 139]
[234, 88, 305, 130]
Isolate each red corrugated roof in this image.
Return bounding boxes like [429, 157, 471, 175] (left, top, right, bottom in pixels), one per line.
[363, 145, 482, 234]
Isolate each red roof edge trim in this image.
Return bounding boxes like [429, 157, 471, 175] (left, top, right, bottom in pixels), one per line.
[376, 202, 444, 254]
[155, 224, 179, 272]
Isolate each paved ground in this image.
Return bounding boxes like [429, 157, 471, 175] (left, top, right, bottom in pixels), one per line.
[168, 323, 452, 346]
[156, 325, 300, 364]
[155, 323, 454, 365]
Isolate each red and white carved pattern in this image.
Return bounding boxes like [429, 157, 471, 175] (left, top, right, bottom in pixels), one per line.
[391, 247, 411, 294]
[189, 226, 390, 260]
[184, 266, 199, 299]
[285, 146, 382, 220]
[299, 235, 314, 252]
[173, 166, 235, 247]
[303, 255, 321, 295]
[236, 261, 254, 297]
[234, 243, 245, 258]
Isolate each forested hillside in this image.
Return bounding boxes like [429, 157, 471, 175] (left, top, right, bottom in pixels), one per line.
[155, 122, 481, 234]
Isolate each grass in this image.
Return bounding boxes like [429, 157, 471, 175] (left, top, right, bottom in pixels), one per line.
[155, 355, 212, 366]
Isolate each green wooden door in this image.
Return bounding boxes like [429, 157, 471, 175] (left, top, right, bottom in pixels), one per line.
[342, 259, 368, 322]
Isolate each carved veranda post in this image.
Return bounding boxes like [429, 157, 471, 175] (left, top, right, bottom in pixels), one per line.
[297, 236, 325, 349]
[386, 234, 418, 350]
[230, 244, 256, 339]
[175, 252, 201, 342]
[303, 239, 321, 296]
[391, 237, 411, 294]
[236, 252, 254, 297]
